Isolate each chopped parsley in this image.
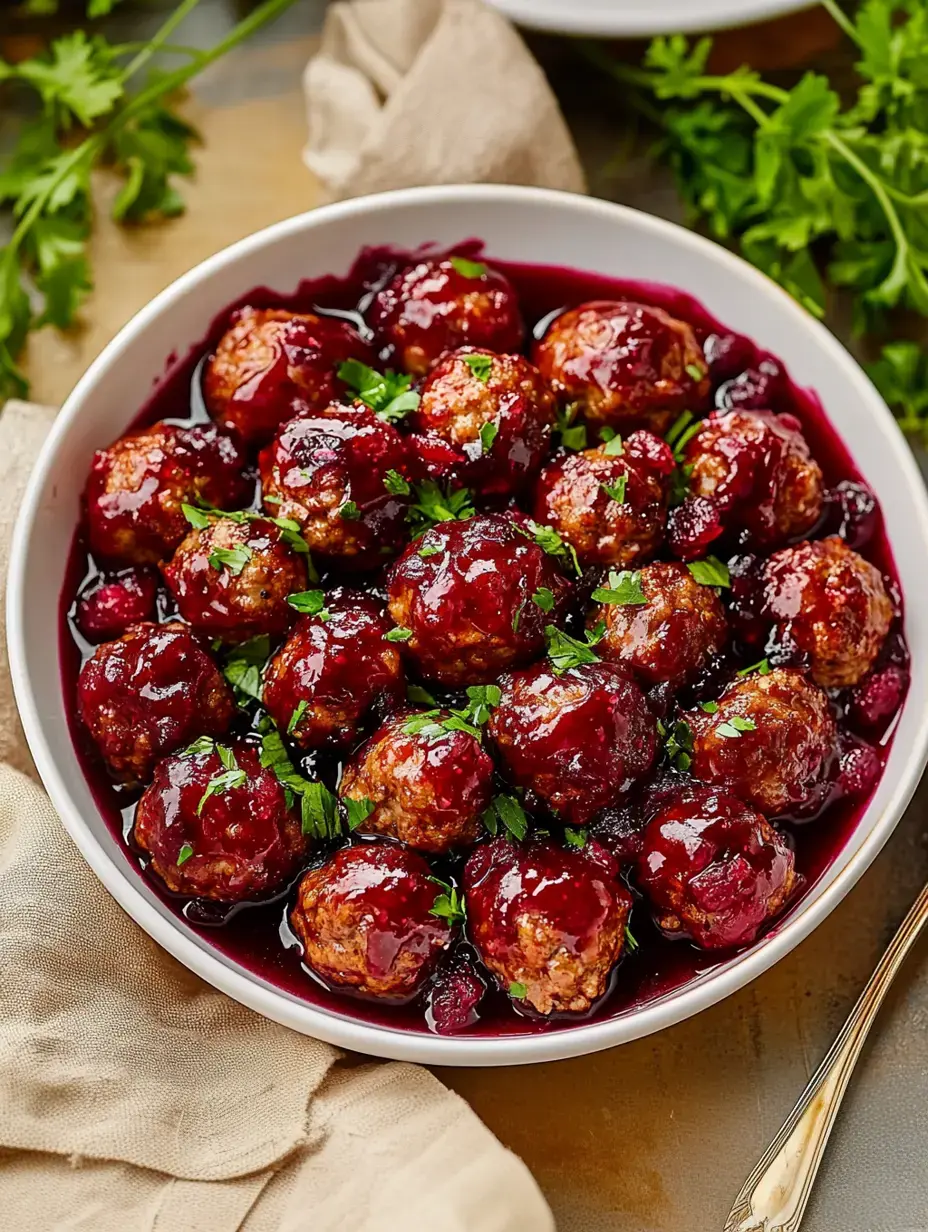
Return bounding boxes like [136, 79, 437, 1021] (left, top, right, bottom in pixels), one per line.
[511, 601, 525, 633]
[429, 877, 467, 924]
[197, 745, 247, 814]
[342, 796, 376, 831]
[287, 590, 330, 619]
[508, 981, 527, 1000]
[687, 556, 731, 588]
[700, 700, 720, 714]
[337, 358, 420, 423]
[417, 541, 443, 559]
[686, 362, 707, 383]
[259, 726, 341, 839]
[385, 626, 413, 643]
[663, 719, 694, 771]
[592, 569, 647, 606]
[545, 623, 604, 674]
[738, 658, 771, 678]
[463, 684, 501, 727]
[449, 255, 487, 279]
[181, 503, 211, 530]
[208, 543, 253, 576]
[717, 715, 758, 739]
[601, 476, 627, 504]
[222, 635, 270, 707]
[182, 501, 318, 580]
[461, 353, 493, 383]
[670, 462, 694, 507]
[483, 793, 529, 841]
[602, 433, 625, 457]
[287, 699, 309, 735]
[564, 827, 588, 849]
[338, 500, 360, 521]
[532, 587, 555, 613]
[665, 410, 704, 462]
[624, 925, 639, 953]
[383, 470, 411, 496]
[479, 420, 499, 453]
[407, 480, 475, 535]
[407, 684, 438, 706]
[179, 736, 218, 758]
[402, 698, 483, 741]
[517, 518, 582, 577]
[176, 843, 194, 866]
[555, 402, 587, 451]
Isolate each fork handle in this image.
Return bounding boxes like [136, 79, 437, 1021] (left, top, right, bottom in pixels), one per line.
[724, 881, 928, 1232]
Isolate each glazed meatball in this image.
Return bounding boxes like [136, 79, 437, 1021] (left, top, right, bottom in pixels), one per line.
[533, 430, 674, 569]
[533, 300, 709, 435]
[674, 410, 824, 555]
[688, 668, 836, 816]
[162, 515, 308, 644]
[410, 347, 556, 498]
[290, 843, 451, 999]
[75, 567, 158, 643]
[637, 786, 796, 949]
[77, 622, 235, 782]
[369, 257, 524, 375]
[488, 660, 658, 824]
[263, 592, 405, 749]
[590, 560, 728, 687]
[465, 837, 631, 1016]
[85, 422, 249, 565]
[134, 740, 306, 901]
[203, 306, 373, 448]
[259, 404, 410, 569]
[386, 513, 570, 686]
[761, 536, 893, 688]
[340, 712, 494, 853]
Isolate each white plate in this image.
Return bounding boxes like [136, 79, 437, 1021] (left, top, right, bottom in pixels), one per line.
[489, 0, 812, 36]
[8, 185, 928, 1066]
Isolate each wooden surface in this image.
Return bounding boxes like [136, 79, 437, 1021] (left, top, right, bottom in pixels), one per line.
[4, 4, 928, 1229]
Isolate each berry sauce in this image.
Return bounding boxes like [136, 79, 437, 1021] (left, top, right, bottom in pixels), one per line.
[59, 243, 906, 1038]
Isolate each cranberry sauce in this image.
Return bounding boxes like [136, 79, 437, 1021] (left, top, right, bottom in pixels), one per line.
[59, 243, 906, 1038]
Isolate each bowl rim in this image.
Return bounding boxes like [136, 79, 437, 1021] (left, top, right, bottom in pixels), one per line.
[9, 183, 928, 1067]
[487, 0, 811, 37]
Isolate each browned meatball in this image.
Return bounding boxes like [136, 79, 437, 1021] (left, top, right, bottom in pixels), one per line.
[533, 430, 674, 568]
[410, 348, 556, 498]
[262, 592, 405, 749]
[464, 837, 631, 1015]
[85, 422, 249, 565]
[340, 712, 494, 853]
[590, 560, 728, 686]
[688, 668, 836, 816]
[679, 410, 824, 551]
[761, 536, 893, 688]
[533, 300, 709, 435]
[203, 307, 374, 448]
[162, 515, 308, 644]
[76, 622, 235, 783]
[290, 843, 451, 1000]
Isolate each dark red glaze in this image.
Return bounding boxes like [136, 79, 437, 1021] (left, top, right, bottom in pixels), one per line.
[134, 741, 306, 901]
[340, 713, 494, 853]
[75, 567, 158, 642]
[263, 592, 405, 750]
[533, 300, 710, 435]
[85, 422, 249, 565]
[76, 621, 235, 782]
[688, 668, 836, 817]
[203, 306, 374, 448]
[386, 513, 570, 686]
[410, 347, 556, 498]
[290, 842, 451, 1000]
[849, 662, 909, 733]
[162, 516, 308, 644]
[259, 403, 410, 570]
[489, 660, 658, 824]
[637, 787, 796, 950]
[427, 951, 486, 1034]
[534, 430, 674, 569]
[370, 257, 524, 375]
[465, 837, 632, 1016]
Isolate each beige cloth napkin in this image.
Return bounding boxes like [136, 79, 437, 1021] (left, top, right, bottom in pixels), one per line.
[303, 0, 586, 202]
[0, 400, 554, 1232]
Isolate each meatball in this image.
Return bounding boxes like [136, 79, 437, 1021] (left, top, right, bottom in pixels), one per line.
[75, 567, 158, 643]
[637, 786, 796, 949]
[688, 667, 836, 816]
[533, 430, 674, 569]
[369, 256, 524, 375]
[676, 410, 824, 553]
[590, 560, 728, 687]
[263, 592, 405, 749]
[290, 843, 451, 999]
[533, 300, 709, 435]
[488, 660, 658, 824]
[761, 536, 893, 688]
[134, 740, 306, 901]
[465, 837, 631, 1016]
[162, 515, 308, 644]
[203, 306, 373, 448]
[85, 422, 249, 565]
[410, 348, 556, 498]
[339, 712, 494, 853]
[77, 621, 235, 782]
[386, 513, 570, 686]
[258, 404, 410, 569]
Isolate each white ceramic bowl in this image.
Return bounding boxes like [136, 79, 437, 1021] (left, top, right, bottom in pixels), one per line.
[9, 186, 928, 1066]
[487, 0, 811, 36]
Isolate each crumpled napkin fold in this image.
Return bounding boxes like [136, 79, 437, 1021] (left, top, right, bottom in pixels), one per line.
[303, 0, 586, 202]
[0, 400, 554, 1231]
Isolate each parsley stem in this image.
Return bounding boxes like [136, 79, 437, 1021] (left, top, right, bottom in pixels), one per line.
[818, 0, 858, 44]
[121, 0, 205, 82]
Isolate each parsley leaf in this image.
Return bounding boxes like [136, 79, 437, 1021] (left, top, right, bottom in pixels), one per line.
[601, 476, 627, 504]
[417, 540, 442, 559]
[337, 359, 420, 422]
[516, 518, 582, 577]
[208, 543, 252, 576]
[462, 353, 493, 382]
[602, 433, 625, 456]
[663, 719, 694, 771]
[449, 255, 487, 278]
[564, 827, 588, 849]
[592, 569, 648, 606]
[197, 746, 247, 814]
[343, 796, 376, 831]
[545, 623, 604, 674]
[624, 925, 639, 953]
[555, 402, 587, 451]
[508, 981, 527, 999]
[687, 556, 731, 588]
[258, 726, 341, 839]
[287, 590, 330, 619]
[176, 842, 194, 867]
[483, 793, 529, 841]
[700, 700, 720, 714]
[288, 699, 309, 735]
[407, 480, 475, 535]
[185, 501, 318, 580]
[385, 626, 412, 643]
[479, 420, 499, 453]
[407, 684, 438, 706]
[717, 715, 758, 739]
[737, 657, 771, 677]
[178, 735, 218, 759]
[532, 587, 555, 613]
[403, 708, 481, 741]
[222, 635, 270, 707]
[383, 469, 410, 496]
[338, 500, 360, 521]
[428, 877, 466, 924]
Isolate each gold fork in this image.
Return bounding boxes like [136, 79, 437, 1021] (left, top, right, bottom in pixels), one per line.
[724, 881, 928, 1232]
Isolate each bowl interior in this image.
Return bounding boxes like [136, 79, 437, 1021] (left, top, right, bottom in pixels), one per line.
[11, 187, 928, 1066]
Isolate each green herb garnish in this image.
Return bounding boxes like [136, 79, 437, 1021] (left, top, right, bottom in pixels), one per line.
[461, 353, 493, 383]
[176, 842, 194, 867]
[517, 518, 582, 577]
[532, 587, 555, 613]
[197, 745, 246, 814]
[717, 715, 758, 739]
[343, 796, 376, 831]
[287, 590, 330, 619]
[592, 569, 647, 606]
[664, 719, 694, 771]
[545, 623, 604, 674]
[687, 556, 731, 588]
[449, 255, 487, 279]
[479, 421, 499, 453]
[429, 877, 467, 924]
[338, 500, 360, 521]
[407, 480, 475, 535]
[222, 635, 270, 707]
[287, 699, 309, 735]
[483, 793, 530, 841]
[624, 925, 639, 953]
[737, 658, 771, 678]
[700, 700, 720, 714]
[337, 358, 420, 422]
[383, 470, 411, 496]
[564, 827, 588, 849]
[555, 402, 587, 451]
[508, 981, 527, 1000]
[208, 543, 252, 576]
[602, 433, 625, 456]
[601, 476, 628, 504]
[259, 726, 341, 839]
[385, 626, 413, 643]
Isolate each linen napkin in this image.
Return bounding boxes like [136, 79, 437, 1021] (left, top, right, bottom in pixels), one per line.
[0, 399, 554, 1232]
[303, 0, 586, 202]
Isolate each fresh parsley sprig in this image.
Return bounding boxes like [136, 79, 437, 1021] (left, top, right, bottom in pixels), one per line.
[258, 725, 343, 840]
[545, 622, 605, 674]
[428, 877, 467, 924]
[407, 480, 475, 536]
[337, 359, 420, 423]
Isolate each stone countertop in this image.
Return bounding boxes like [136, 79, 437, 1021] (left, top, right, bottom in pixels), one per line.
[4, 4, 927, 1228]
